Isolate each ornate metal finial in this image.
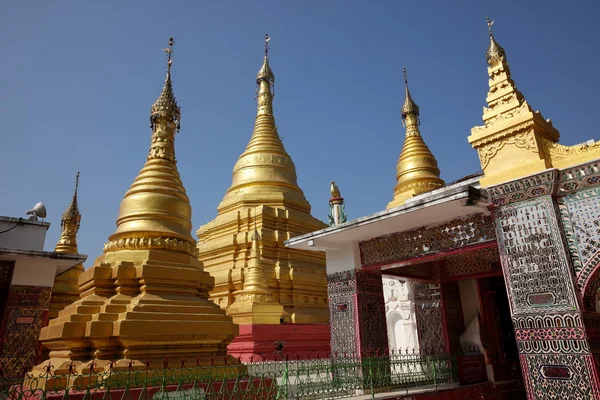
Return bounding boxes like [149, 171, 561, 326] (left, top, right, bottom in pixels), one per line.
[151, 36, 181, 131]
[264, 33, 271, 58]
[401, 67, 420, 123]
[55, 171, 82, 253]
[486, 16, 494, 36]
[164, 36, 174, 74]
[257, 33, 275, 85]
[74, 171, 80, 196]
[63, 172, 81, 221]
[485, 16, 506, 66]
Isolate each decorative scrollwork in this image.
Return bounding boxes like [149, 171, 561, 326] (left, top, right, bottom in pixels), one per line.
[103, 236, 198, 257]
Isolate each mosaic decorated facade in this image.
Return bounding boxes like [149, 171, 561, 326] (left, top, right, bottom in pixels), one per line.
[359, 214, 497, 269]
[489, 165, 600, 399]
[0, 285, 52, 379]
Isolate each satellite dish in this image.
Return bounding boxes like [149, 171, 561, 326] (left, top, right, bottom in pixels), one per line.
[26, 202, 47, 220]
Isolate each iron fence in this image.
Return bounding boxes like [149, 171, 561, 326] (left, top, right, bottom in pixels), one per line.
[0, 349, 457, 400]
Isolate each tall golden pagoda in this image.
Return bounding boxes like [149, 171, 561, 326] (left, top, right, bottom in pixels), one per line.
[48, 172, 84, 320]
[468, 17, 600, 187]
[387, 68, 445, 209]
[197, 34, 329, 333]
[33, 37, 238, 378]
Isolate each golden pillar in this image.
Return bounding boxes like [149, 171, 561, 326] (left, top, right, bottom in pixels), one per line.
[387, 67, 444, 209]
[197, 34, 329, 326]
[32, 38, 238, 378]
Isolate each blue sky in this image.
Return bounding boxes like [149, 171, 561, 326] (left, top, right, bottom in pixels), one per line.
[1, 1, 599, 265]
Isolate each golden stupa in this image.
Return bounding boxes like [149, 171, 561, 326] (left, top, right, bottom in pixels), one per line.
[48, 172, 85, 320]
[32, 38, 238, 379]
[387, 67, 445, 209]
[197, 34, 328, 325]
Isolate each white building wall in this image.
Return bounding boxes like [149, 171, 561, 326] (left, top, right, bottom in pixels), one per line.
[324, 241, 361, 274]
[10, 258, 57, 287]
[0, 217, 50, 251]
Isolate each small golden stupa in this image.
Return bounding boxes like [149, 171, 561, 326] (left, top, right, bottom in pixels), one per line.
[49, 172, 85, 320]
[197, 34, 329, 326]
[387, 67, 445, 208]
[225, 213, 285, 324]
[32, 37, 238, 378]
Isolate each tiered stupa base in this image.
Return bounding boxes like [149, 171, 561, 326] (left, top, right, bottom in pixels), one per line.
[30, 249, 241, 388]
[228, 324, 330, 361]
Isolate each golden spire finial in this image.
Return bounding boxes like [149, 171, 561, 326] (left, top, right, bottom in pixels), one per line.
[401, 67, 420, 126]
[387, 68, 444, 209]
[151, 36, 180, 133]
[55, 172, 82, 254]
[257, 33, 275, 85]
[485, 16, 506, 66]
[264, 32, 270, 57]
[104, 37, 196, 257]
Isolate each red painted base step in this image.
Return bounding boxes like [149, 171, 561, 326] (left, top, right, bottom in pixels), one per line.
[228, 323, 331, 361]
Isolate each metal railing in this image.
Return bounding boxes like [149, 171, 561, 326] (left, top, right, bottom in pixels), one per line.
[0, 349, 457, 400]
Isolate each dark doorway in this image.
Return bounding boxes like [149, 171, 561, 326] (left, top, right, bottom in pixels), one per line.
[0, 262, 15, 355]
[478, 276, 520, 380]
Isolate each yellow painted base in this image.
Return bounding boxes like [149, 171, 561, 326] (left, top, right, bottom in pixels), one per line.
[226, 299, 284, 325]
[387, 189, 418, 209]
[478, 158, 550, 188]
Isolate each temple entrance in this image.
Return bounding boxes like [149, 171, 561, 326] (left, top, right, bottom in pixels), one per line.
[380, 247, 524, 388]
[478, 276, 520, 380]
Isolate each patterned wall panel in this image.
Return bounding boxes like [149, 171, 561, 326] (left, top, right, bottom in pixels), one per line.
[355, 269, 388, 354]
[359, 215, 496, 268]
[558, 187, 600, 304]
[512, 313, 589, 355]
[413, 283, 445, 354]
[557, 161, 600, 196]
[327, 269, 388, 356]
[327, 270, 357, 355]
[488, 170, 558, 207]
[0, 285, 52, 378]
[493, 196, 579, 315]
[445, 246, 501, 279]
[521, 353, 600, 399]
